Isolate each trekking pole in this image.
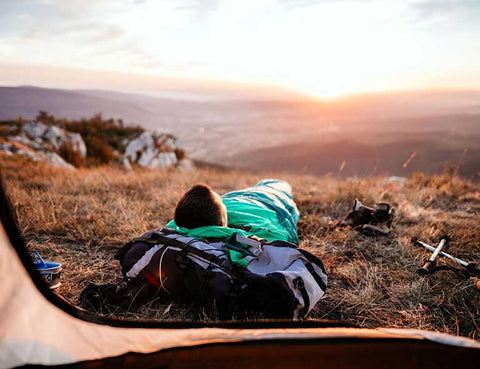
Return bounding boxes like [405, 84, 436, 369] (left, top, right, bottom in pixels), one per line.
[413, 238, 480, 277]
[416, 236, 449, 276]
[414, 239, 467, 266]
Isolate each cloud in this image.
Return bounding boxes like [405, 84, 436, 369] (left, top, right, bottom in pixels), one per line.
[278, 0, 327, 8]
[129, 58, 210, 71]
[63, 23, 127, 42]
[279, 0, 480, 27]
[408, 0, 480, 27]
[174, 0, 219, 22]
[20, 20, 127, 43]
[89, 24, 127, 42]
[3, 0, 129, 44]
[278, 0, 369, 9]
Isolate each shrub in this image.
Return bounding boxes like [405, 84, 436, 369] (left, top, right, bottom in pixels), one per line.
[83, 135, 117, 166]
[35, 111, 56, 125]
[64, 113, 143, 153]
[58, 143, 87, 168]
[174, 148, 186, 161]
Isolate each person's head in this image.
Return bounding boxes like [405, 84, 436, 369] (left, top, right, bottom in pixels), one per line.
[174, 183, 227, 229]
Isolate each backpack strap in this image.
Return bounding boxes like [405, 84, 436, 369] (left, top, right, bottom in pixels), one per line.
[294, 277, 310, 319]
[305, 262, 327, 292]
[147, 231, 233, 272]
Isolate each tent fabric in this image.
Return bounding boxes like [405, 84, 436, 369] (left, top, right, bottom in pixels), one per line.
[1, 224, 480, 368]
[166, 179, 300, 265]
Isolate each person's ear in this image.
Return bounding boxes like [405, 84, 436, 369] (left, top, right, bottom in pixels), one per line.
[220, 203, 228, 227]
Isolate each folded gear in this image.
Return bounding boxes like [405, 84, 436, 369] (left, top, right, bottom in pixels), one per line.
[337, 199, 395, 236]
[113, 228, 327, 320]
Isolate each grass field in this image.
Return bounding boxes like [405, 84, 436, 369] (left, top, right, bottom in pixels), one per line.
[1, 154, 479, 339]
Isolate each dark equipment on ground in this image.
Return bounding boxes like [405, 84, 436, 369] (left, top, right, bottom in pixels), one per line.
[337, 199, 395, 236]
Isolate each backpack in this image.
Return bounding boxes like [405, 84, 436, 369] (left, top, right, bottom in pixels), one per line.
[114, 228, 327, 320]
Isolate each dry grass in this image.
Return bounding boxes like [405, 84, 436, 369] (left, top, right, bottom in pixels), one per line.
[1, 153, 479, 338]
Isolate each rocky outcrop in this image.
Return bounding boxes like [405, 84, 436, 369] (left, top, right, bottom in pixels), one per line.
[21, 122, 87, 157]
[124, 131, 184, 169]
[0, 138, 74, 170]
[0, 120, 193, 172]
[0, 121, 87, 169]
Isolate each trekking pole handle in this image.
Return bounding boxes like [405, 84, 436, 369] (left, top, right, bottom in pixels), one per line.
[417, 260, 436, 276]
[416, 236, 449, 276]
[429, 236, 449, 262]
[466, 263, 480, 277]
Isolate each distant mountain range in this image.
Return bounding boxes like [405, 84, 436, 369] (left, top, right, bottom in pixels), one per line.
[1, 85, 479, 177]
[230, 134, 479, 178]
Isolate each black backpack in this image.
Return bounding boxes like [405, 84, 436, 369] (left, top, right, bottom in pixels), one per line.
[112, 228, 327, 320]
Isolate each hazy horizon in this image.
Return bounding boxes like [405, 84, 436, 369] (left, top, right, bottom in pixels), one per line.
[2, 82, 480, 104]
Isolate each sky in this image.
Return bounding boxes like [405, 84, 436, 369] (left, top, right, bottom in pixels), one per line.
[1, 0, 480, 99]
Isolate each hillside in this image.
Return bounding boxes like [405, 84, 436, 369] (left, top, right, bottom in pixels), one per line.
[1, 86, 479, 176]
[1, 155, 479, 339]
[231, 134, 480, 178]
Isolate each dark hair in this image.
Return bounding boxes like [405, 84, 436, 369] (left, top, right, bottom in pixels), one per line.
[174, 184, 223, 229]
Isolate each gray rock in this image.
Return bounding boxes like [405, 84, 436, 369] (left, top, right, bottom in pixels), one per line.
[7, 134, 41, 149]
[176, 158, 195, 172]
[125, 131, 155, 163]
[118, 157, 132, 171]
[16, 148, 43, 162]
[70, 133, 87, 158]
[0, 142, 13, 152]
[23, 121, 48, 139]
[149, 152, 177, 168]
[162, 137, 177, 151]
[3, 121, 80, 170]
[44, 151, 75, 170]
[42, 124, 65, 149]
[21, 121, 87, 158]
[138, 147, 158, 167]
[124, 131, 179, 169]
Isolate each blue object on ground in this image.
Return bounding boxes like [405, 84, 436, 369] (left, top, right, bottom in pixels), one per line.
[32, 251, 62, 289]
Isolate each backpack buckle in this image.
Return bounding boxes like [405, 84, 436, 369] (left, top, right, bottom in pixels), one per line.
[294, 277, 305, 289]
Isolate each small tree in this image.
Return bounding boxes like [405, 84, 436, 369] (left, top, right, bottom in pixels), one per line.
[36, 111, 56, 125]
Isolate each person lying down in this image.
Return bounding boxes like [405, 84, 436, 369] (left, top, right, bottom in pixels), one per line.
[82, 180, 327, 319]
[168, 179, 301, 265]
